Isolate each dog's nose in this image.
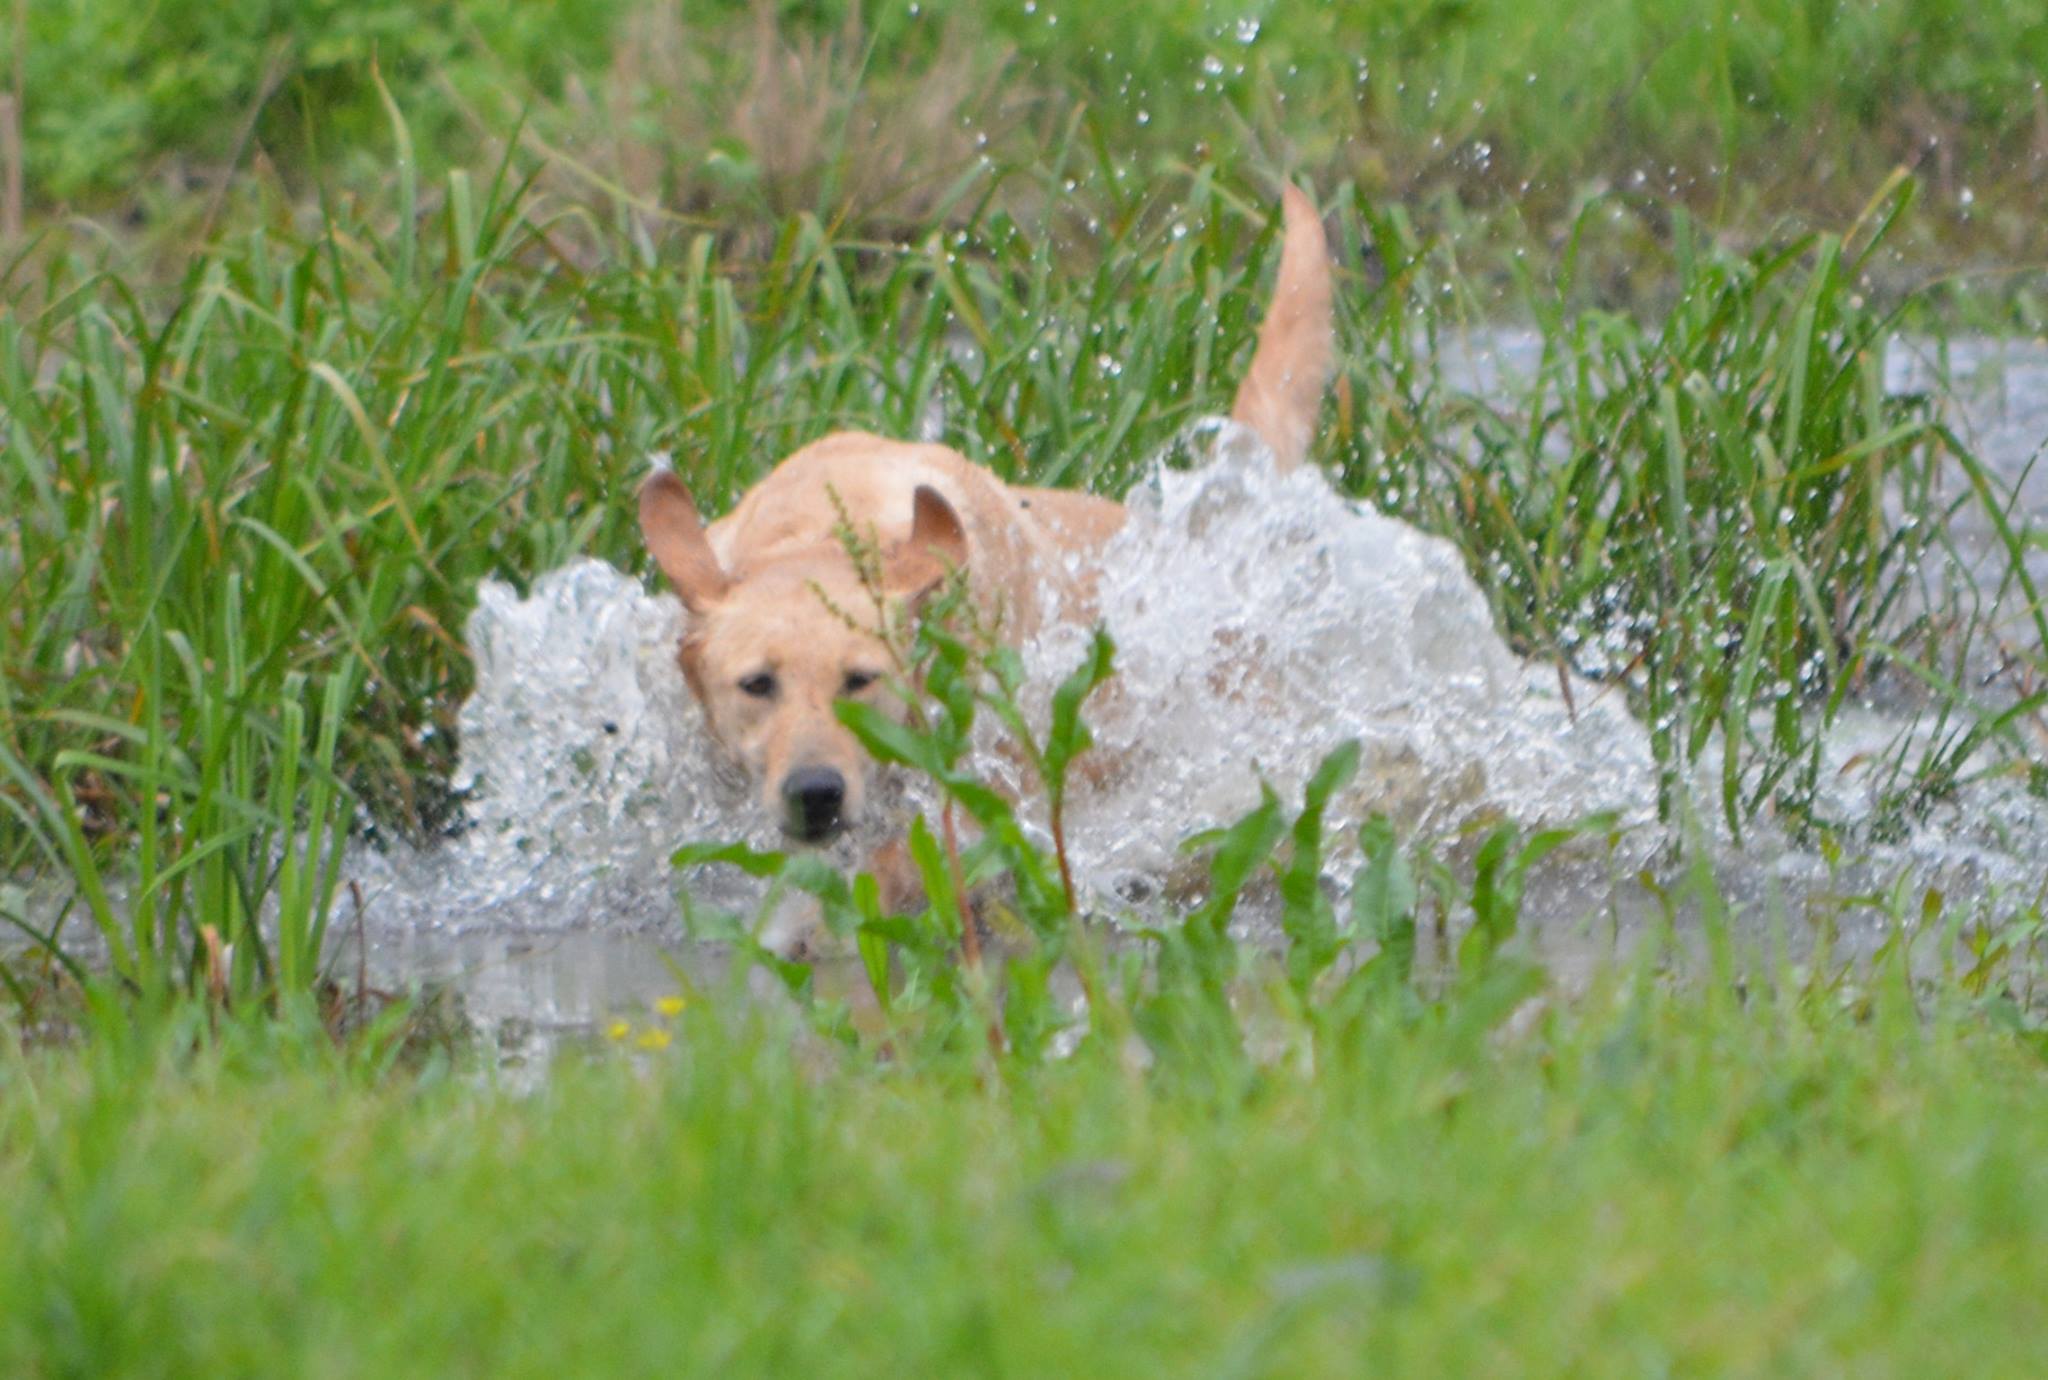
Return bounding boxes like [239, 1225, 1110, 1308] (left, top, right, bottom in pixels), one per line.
[781, 766, 846, 841]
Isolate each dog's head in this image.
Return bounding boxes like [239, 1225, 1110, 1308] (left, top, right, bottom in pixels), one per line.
[638, 471, 965, 842]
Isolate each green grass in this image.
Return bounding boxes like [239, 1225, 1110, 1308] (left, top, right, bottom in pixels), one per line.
[15, 0, 2048, 310]
[6, 681, 2048, 1370]
[1336, 176, 2048, 840]
[5, 13, 2048, 1363]
[4, 957, 2048, 1376]
[4, 146, 2039, 1005]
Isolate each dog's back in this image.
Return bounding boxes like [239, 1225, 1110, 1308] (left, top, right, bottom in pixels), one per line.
[705, 181, 1334, 578]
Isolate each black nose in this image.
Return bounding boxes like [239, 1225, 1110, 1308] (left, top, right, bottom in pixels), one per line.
[781, 766, 846, 841]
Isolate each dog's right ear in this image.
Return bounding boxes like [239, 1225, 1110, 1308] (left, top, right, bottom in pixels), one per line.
[639, 471, 729, 613]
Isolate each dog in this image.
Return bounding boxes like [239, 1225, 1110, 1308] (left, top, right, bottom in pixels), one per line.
[638, 185, 1333, 860]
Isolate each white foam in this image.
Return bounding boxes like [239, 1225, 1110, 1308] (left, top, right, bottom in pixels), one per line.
[997, 420, 1658, 901]
[352, 421, 1659, 934]
[342, 328, 2048, 942]
[347, 559, 739, 933]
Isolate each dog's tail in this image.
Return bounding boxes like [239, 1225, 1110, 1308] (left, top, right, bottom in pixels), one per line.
[1230, 184, 1334, 471]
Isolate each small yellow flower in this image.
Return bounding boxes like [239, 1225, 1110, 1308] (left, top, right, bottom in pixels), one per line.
[655, 995, 687, 1019]
[606, 1019, 631, 1042]
[635, 1027, 673, 1051]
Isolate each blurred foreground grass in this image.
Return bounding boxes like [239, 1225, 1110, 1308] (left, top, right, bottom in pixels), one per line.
[4, 958, 2048, 1376]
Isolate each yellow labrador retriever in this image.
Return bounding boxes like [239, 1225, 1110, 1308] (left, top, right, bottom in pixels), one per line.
[639, 185, 1333, 846]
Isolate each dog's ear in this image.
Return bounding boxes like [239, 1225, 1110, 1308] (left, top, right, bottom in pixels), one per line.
[883, 485, 968, 601]
[639, 471, 729, 614]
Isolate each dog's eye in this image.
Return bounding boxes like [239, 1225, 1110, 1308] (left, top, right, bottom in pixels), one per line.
[738, 672, 776, 699]
[841, 670, 878, 696]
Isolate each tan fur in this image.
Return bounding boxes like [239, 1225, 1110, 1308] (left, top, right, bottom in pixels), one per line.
[640, 186, 1334, 842]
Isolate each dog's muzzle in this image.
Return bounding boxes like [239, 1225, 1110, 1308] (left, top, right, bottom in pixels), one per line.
[781, 766, 846, 842]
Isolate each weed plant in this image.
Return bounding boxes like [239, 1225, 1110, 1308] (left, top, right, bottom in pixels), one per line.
[675, 573, 2038, 1073]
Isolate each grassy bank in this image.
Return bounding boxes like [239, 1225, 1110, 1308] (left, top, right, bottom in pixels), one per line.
[4, 965, 2048, 1376]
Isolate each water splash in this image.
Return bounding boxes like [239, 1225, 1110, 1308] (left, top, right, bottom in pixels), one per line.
[17, 341, 2041, 1058]
[354, 417, 1657, 942]
[348, 561, 739, 935]
[328, 335, 2048, 1031]
[1000, 420, 1657, 902]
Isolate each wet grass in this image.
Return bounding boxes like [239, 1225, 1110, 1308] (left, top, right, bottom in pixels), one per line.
[1338, 175, 2048, 840]
[4, 28, 2048, 1363]
[3, 139, 2039, 1006]
[7, 648, 2048, 1367]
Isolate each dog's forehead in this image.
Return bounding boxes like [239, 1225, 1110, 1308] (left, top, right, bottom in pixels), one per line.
[694, 574, 889, 672]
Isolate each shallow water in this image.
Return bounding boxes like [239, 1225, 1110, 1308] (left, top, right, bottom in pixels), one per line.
[342, 419, 1663, 1004]
[20, 336, 2047, 1052]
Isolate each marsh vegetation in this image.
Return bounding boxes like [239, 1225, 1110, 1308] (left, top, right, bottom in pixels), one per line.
[3, 2, 2047, 1372]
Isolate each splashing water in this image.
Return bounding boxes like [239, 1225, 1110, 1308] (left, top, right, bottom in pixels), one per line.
[12, 340, 2040, 1058]
[320, 335, 2047, 1041]
[350, 562, 744, 933]
[997, 420, 1656, 902]
[354, 417, 1656, 945]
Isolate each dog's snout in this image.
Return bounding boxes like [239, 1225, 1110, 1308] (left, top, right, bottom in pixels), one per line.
[782, 766, 846, 841]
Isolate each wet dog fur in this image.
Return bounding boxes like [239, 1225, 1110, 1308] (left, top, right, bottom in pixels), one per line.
[638, 185, 1334, 926]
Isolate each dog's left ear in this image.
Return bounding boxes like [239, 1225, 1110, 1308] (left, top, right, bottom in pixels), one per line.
[883, 485, 967, 601]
